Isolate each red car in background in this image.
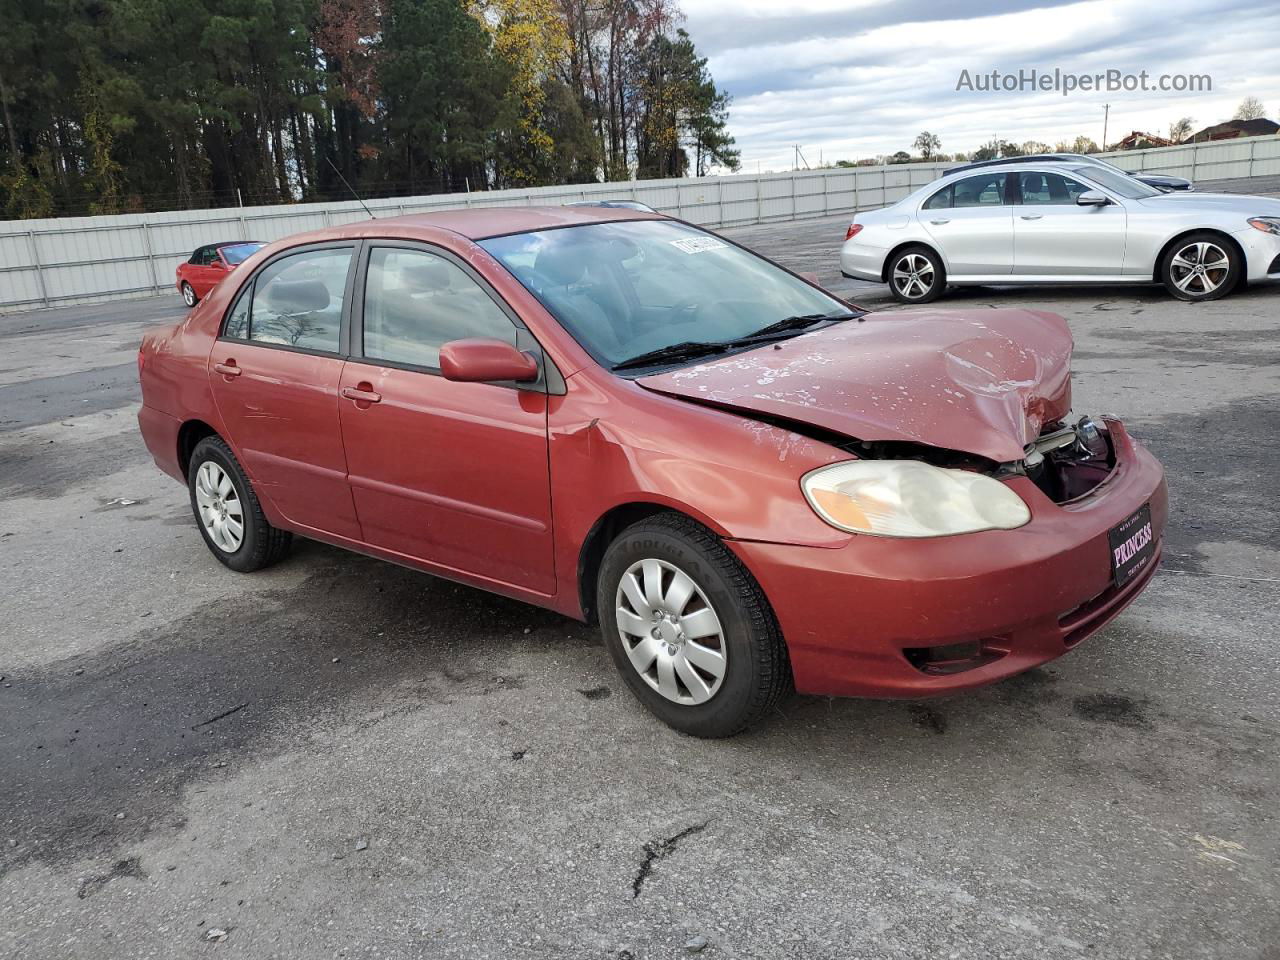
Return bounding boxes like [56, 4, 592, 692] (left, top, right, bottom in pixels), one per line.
[175, 241, 265, 307]
[137, 207, 1166, 737]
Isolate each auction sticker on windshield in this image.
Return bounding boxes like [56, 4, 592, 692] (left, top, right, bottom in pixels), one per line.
[670, 237, 728, 254]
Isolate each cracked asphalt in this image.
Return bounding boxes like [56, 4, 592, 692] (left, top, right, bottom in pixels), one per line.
[2, 207, 1278, 960]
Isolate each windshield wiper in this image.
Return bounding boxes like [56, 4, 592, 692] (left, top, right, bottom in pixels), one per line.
[611, 340, 732, 371]
[734, 312, 861, 342]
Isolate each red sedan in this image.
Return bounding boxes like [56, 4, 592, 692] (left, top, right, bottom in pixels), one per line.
[175, 241, 265, 307]
[137, 207, 1166, 737]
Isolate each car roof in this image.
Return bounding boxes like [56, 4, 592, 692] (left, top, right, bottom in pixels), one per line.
[331, 205, 662, 241]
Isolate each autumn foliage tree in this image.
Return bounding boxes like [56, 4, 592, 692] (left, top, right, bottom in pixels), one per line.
[0, 0, 738, 217]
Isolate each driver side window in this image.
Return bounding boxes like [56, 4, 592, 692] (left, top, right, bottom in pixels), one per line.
[361, 247, 517, 370]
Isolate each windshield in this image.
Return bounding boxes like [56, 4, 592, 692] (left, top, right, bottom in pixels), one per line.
[480, 220, 852, 369]
[220, 242, 265, 265]
[1072, 166, 1161, 199]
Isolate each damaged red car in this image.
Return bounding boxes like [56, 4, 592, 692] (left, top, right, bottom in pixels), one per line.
[137, 207, 1166, 737]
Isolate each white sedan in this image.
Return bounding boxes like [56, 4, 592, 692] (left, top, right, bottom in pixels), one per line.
[840, 161, 1280, 303]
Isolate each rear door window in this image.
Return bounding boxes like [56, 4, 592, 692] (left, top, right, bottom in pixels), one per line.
[951, 173, 1007, 207]
[231, 247, 353, 353]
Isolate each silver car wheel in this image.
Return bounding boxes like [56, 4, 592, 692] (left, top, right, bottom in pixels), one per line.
[194, 460, 245, 553]
[1169, 241, 1230, 296]
[182, 283, 196, 307]
[892, 253, 935, 300]
[615, 558, 728, 705]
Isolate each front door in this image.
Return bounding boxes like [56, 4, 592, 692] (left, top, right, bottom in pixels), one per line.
[337, 243, 555, 595]
[207, 243, 362, 539]
[1012, 171, 1128, 275]
[919, 172, 1014, 276]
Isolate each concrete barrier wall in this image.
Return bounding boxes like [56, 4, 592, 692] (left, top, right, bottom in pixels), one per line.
[2, 133, 1276, 312]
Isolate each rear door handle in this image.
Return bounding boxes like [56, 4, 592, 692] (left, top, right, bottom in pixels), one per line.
[1020, 214, 1044, 220]
[929, 218, 951, 225]
[213, 360, 241, 377]
[341, 384, 382, 404]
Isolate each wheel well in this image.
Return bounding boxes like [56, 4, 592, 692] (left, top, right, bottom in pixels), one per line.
[577, 502, 679, 624]
[1152, 229, 1245, 283]
[881, 241, 941, 283]
[177, 420, 218, 477]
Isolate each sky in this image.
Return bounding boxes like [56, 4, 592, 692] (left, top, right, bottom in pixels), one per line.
[681, 0, 1280, 171]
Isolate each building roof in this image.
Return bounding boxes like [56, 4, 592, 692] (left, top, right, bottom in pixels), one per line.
[1190, 118, 1279, 142]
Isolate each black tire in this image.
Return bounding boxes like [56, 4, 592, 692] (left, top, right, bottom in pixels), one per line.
[1160, 232, 1240, 302]
[887, 245, 946, 304]
[596, 513, 790, 738]
[187, 435, 291, 572]
[181, 282, 199, 307]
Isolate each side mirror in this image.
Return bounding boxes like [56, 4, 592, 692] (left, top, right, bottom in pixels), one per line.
[210, 259, 226, 270]
[439, 338, 538, 383]
[1076, 191, 1109, 206]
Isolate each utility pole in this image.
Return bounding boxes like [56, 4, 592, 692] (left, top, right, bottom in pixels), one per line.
[1102, 103, 1110, 150]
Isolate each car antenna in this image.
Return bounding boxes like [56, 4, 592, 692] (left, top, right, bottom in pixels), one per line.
[325, 156, 376, 220]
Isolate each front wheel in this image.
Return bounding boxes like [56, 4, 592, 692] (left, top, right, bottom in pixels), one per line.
[188, 436, 292, 572]
[596, 514, 790, 738]
[181, 282, 199, 307]
[888, 246, 946, 304]
[1161, 233, 1240, 302]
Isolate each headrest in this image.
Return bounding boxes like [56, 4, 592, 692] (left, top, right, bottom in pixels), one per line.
[401, 257, 452, 293]
[535, 244, 586, 287]
[267, 279, 330, 313]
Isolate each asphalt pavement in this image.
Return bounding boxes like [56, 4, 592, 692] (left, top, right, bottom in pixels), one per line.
[1, 211, 1278, 960]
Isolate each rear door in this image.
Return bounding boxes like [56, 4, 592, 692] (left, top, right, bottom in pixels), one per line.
[919, 172, 1014, 276]
[337, 242, 555, 595]
[1012, 170, 1128, 275]
[208, 243, 362, 539]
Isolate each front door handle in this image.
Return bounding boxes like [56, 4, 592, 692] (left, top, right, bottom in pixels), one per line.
[341, 383, 382, 405]
[213, 360, 241, 378]
[929, 218, 951, 225]
[1020, 214, 1044, 220]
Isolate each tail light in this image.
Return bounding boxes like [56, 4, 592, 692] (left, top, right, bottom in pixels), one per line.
[845, 223, 863, 241]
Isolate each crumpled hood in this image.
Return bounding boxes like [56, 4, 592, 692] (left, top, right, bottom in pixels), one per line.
[637, 309, 1074, 463]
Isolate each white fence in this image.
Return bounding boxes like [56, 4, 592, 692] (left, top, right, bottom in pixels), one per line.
[2, 133, 1278, 313]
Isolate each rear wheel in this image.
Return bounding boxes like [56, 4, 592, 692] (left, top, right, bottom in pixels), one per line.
[888, 246, 946, 304]
[596, 513, 790, 738]
[181, 282, 198, 307]
[1161, 233, 1240, 302]
[188, 436, 291, 572]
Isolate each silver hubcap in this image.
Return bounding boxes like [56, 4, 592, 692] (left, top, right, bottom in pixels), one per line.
[183, 285, 195, 306]
[893, 253, 935, 299]
[615, 559, 727, 705]
[1170, 241, 1229, 295]
[195, 460, 244, 553]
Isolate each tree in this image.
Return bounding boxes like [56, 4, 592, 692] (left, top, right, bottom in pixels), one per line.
[1168, 117, 1194, 143]
[1234, 96, 1266, 121]
[888, 150, 911, 164]
[912, 131, 941, 160]
[1021, 140, 1050, 155]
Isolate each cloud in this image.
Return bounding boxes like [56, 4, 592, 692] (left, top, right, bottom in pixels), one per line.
[682, 0, 1280, 169]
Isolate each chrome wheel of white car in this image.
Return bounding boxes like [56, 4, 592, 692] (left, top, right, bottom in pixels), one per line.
[1169, 241, 1229, 296]
[888, 247, 945, 304]
[195, 460, 244, 553]
[615, 558, 728, 705]
[181, 282, 197, 307]
[1161, 232, 1240, 302]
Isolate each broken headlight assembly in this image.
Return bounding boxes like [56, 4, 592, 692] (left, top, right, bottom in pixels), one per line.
[801, 460, 1031, 538]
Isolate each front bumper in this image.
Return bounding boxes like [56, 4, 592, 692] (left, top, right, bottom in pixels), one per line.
[730, 419, 1168, 699]
[1234, 225, 1280, 282]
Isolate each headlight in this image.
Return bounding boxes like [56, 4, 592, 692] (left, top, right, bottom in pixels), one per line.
[1247, 217, 1280, 235]
[801, 460, 1031, 538]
